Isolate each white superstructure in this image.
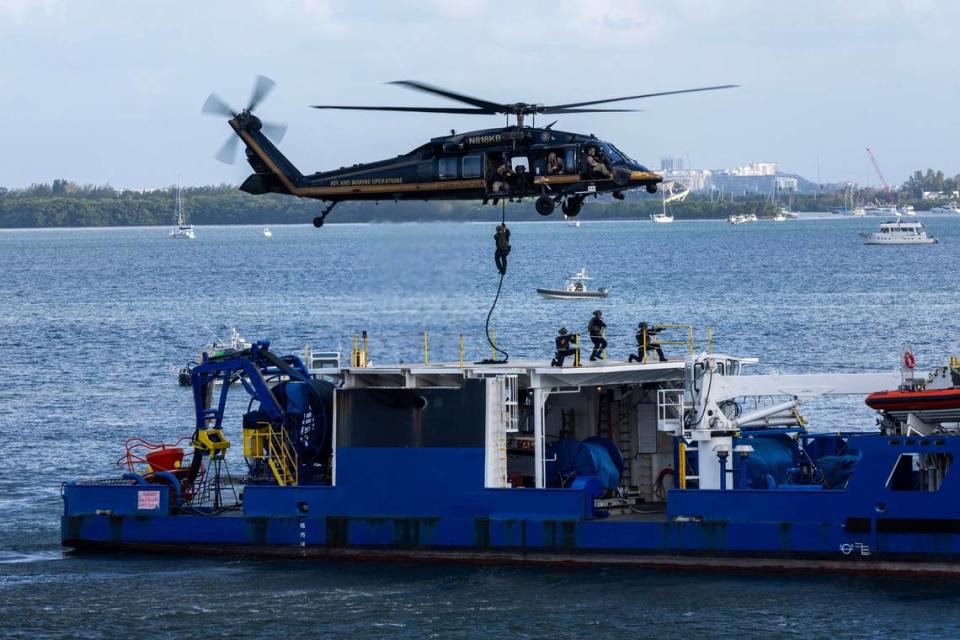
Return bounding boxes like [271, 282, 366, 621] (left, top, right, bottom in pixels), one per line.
[862, 219, 937, 245]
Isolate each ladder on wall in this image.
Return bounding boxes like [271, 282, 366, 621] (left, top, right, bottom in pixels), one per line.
[597, 390, 613, 440]
[560, 409, 576, 440]
[485, 374, 519, 488]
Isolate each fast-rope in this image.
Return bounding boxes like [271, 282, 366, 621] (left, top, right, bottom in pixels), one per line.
[482, 201, 509, 363]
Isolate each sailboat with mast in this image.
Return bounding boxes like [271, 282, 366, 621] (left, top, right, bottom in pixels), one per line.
[650, 181, 688, 223]
[169, 177, 195, 240]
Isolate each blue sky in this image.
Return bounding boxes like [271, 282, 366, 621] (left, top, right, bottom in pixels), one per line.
[0, 0, 956, 189]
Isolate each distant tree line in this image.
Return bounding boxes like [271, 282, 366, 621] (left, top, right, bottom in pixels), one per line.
[0, 171, 954, 228]
[902, 169, 960, 197]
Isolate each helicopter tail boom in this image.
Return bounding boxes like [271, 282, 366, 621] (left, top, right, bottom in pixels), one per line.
[231, 117, 306, 196]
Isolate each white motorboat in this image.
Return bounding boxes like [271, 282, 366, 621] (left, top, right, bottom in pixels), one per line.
[865, 204, 900, 216]
[898, 205, 916, 216]
[729, 213, 757, 225]
[177, 328, 252, 386]
[263, 227, 273, 238]
[169, 178, 195, 240]
[931, 202, 960, 214]
[861, 219, 937, 245]
[536, 268, 609, 299]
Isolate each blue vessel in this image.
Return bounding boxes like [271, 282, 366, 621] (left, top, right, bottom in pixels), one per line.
[61, 340, 960, 574]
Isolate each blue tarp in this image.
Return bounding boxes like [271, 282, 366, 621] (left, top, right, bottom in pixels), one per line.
[546, 437, 622, 491]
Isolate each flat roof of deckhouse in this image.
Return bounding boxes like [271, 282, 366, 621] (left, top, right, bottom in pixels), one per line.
[333, 357, 687, 389]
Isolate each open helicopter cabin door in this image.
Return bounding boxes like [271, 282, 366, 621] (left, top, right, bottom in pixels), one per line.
[533, 146, 578, 177]
[484, 153, 532, 198]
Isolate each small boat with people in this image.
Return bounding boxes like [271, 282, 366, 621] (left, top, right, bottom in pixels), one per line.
[861, 218, 937, 245]
[536, 268, 610, 299]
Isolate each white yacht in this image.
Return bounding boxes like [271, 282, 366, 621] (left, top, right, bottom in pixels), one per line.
[650, 212, 673, 223]
[861, 219, 937, 245]
[865, 204, 900, 216]
[263, 227, 273, 238]
[931, 202, 960, 214]
[898, 205, 916, 216]
[169, 178, 195, 240]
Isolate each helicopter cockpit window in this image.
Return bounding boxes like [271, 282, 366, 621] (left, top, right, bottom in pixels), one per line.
[439, 157, 459, 180]
[462, 155, 481, 179]
[600, 143, 624, 163]
[611, 145, 636, 163]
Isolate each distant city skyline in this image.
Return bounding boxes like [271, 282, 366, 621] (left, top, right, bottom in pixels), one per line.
[1, 0, 957, 191]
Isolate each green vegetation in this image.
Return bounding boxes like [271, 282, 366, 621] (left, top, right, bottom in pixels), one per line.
[902, 169, 960, 197]
[1, 170, 956, 228]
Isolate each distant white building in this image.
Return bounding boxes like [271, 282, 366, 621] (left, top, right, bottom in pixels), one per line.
[657, 169, 711, 192]
[726, 162, 778, 176]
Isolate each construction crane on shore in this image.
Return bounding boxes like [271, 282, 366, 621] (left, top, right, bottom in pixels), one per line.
[865, 147, 894, 202]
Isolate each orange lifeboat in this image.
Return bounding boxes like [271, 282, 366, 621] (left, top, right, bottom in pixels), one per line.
[866, 388, 960, 412]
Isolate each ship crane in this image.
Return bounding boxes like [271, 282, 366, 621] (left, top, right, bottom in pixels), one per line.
[865, 147, 894, 203]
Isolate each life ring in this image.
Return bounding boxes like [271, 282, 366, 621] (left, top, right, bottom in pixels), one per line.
[903, 351, 917, 370]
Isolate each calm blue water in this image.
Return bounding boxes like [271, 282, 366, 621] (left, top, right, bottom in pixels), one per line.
[2, 215, 960, 638]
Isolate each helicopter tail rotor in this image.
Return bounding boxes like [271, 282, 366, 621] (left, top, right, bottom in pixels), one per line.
[202, 75, 287, 164]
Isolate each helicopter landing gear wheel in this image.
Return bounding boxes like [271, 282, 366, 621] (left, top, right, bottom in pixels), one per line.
[561, 196, 582, 217]
[535, 195, 555, 216]
[313, 201, 339, 228]
[646, 183, 658, 194]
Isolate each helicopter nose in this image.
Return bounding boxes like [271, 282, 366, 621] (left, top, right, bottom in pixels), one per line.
[628, 170, 662, 184]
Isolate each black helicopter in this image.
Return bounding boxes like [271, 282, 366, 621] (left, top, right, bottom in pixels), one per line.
[202, 77, 735, 227]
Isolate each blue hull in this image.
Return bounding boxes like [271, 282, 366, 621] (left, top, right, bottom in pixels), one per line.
[62, 437, 960, 574]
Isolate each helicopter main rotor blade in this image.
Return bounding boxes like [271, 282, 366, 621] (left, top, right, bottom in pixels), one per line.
[261, 120, 288, 144]
[544, 84, 738, 111]
[311, 105, 489, 114]
[388, 80, 505, 113]
[202, 93, 236, 117]
[247, 75, 276, 112]
[542, 108, 640, 114]
[214, 135, 240, 164]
